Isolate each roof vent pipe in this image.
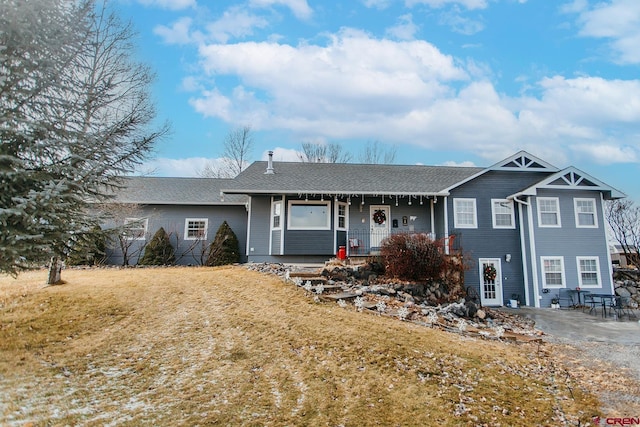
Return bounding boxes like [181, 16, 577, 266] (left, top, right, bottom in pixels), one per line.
[265, 151, 274, 174]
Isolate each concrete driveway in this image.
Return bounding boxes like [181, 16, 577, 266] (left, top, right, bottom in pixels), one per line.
[505, 306, 640, 345]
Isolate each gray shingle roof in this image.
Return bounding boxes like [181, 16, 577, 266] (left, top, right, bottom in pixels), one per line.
[110, 177, 249, 205]
[223, 161, 485, 195]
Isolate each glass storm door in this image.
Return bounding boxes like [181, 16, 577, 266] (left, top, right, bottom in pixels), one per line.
[479, 258, 503, 306]
[370, 205, 390, 250]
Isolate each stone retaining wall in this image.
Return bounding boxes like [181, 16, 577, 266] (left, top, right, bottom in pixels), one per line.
[614, 268, 640, 307]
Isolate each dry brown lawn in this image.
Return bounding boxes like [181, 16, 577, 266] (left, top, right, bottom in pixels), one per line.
[1, 266, 601, 426]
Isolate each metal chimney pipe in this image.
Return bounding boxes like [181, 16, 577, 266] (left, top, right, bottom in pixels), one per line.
[265, 150, 274, 174]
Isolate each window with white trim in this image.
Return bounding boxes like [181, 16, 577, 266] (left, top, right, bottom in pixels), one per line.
[184, 218, 208, 240]
[272, 201, 282, 229]
[574, 198, 597, 228]
[288, 201, 330, 230]
[336, 202, 348, 230]
[577, 256, 601, 287]
[124, 218, 148, 240]
[491, 199, 515, 229]
[453, 198, 477, 229]
[537, 197, 561, 227]
[541, 256, 565, 288]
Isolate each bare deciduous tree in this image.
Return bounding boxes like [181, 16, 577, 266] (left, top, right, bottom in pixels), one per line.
[100, 203, 149, 266]
[358, 140, 397, 164]
[200, 125, 254, 178]
[606, 199, 640, 267]
[298, 142, 352, 163]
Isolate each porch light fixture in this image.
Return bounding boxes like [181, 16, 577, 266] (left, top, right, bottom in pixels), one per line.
[348, 197, 351, 205]
[305, 194, 308, 201]
[395, 196, 398, 206]
[321, 194, 324, 201]
[408, 196, 412, 206]
[361, 195, 365, 205]
[505, 254, 511, 263]
[420, 196, 423, 205]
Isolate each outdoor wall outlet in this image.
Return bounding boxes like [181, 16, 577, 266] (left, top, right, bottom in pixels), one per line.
[250, 247, 254, 252]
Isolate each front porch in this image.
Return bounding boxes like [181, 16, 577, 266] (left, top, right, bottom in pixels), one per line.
[343, 228, 458, 256]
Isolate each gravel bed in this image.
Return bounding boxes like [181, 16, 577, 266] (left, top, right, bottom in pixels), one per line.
[532, 324, 640, 416]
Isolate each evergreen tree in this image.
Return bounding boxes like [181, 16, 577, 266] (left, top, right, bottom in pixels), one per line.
[0, 1, 167, 276]
[66, 226, 107, 266]
[206, 221, 240, 266]
[139, 227, 175, 266]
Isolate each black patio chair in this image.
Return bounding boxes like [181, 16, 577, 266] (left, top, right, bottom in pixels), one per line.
[583, 293, 600, 315]
[610, 296, 638, 320]
[557, 289, 576, 309]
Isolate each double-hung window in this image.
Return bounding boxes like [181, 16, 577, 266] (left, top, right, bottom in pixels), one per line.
[124, 218, 148, 240]
[336, 202, 348, 230]
[574, 198, 597, 228]
[541, 256, 565, 288]
[272, 201, 282, 229]
[491, 199, 515, 229]
[577, 257, 601, 287]
[185, 218, 208, 240]
[537, 197, 561, 227]
[453, 198, 477, 229]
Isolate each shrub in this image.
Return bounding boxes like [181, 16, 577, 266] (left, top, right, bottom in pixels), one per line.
[66, 226, 107, 266]
[139, 227, 175, 265]
[380, 233, 445, 281]
[206, 221, 240, 266]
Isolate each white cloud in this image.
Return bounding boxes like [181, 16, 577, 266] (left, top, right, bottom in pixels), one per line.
[153, 17, 194, 45]
[440, 160, 476, 167]
[405, 0, 488, 10]
[136, 0, 196, 10]
[559, 0, 588, 14]
[385, 14, 419, 40]
[261, 147, 302, 161]
[135, 157, 221, 177]
[570, 144, 639, 164]
[206, 7, 270, 43]
[439, 8, 485, 34]
[195, 29, 467, 122]
[533, 76, 640, 124]
[185, 28, 640, 165]
[189, 88, 233, 121]
[249, 0, 313, 20]
[362, 0, 393, 9]
[570, 0, 640, 64]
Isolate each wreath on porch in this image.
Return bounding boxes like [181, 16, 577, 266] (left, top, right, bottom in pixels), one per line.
[372, 209, 386, 225]
[483, 265, 497, 282]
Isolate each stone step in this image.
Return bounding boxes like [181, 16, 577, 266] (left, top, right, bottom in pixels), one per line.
[322, 292, 359, 301]
[288, 271, 323, 278]
[295, 277, 328, 286]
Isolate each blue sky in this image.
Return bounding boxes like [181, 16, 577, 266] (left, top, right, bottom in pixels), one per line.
[119, 0, 640, 201]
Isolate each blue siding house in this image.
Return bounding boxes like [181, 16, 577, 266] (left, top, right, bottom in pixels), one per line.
[108, 151, 624, 308]
[104, 177, 249, 266]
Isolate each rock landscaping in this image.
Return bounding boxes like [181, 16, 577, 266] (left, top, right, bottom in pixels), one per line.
[614, 268, 640, 307]
[247, 261, 543, 343]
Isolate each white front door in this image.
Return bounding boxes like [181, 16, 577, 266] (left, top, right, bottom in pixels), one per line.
[479, 258, 503, 306]
[370, 205, 390, 250]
